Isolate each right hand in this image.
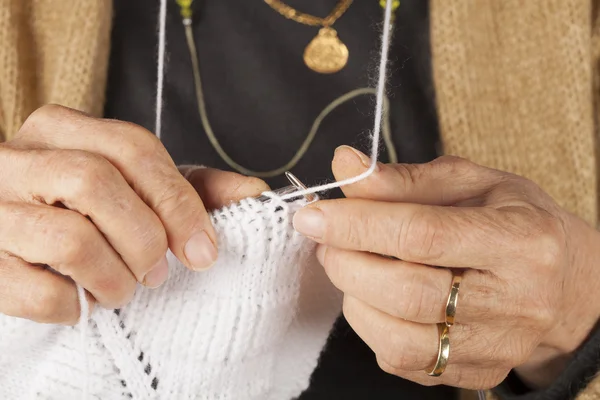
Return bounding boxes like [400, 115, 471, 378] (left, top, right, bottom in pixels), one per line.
[0, 105, 268, 325]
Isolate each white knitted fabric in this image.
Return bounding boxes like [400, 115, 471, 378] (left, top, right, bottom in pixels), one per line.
[0, 196, 342, 399]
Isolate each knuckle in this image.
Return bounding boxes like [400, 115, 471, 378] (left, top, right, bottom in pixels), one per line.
[59, 151, 114, 199]
[138, 223, 169, 258]
[53, 215, 93, 267]
[55, 236, 86, 268]
[113, 122, 163, 161]
[432, 155, 473, 175]
[117, 214, 167, 263]
[341, 208, 370, 250]
[153, 181, 197, 216]
[460, 276, 500, 320]
[23, 104, 65, 125]
[393, 272, 438, 321]
[530, 218, 566, 272]
[391, 163, 421, 190]
[399, 209, 445, 262]
[512, 290, 556, 332]
[18, 105, 83, 138]
[432, 155, 501, 186]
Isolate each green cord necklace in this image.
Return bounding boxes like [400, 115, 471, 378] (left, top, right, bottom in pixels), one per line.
[175, 0, 399, 178]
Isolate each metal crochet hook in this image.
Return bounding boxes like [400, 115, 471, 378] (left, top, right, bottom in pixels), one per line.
[256, 172, 317, 203]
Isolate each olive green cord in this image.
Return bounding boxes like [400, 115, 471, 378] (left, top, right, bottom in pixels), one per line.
[180, 7, 398, 178]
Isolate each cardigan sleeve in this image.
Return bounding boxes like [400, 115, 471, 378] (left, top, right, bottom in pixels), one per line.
[487, 9, 600, 399]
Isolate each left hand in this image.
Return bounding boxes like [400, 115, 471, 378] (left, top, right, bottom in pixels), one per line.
[293, 146, 600, 390]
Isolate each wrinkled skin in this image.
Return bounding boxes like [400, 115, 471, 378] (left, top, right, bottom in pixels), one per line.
[294, 146, 600, 389]
[0, 105, 268, 325]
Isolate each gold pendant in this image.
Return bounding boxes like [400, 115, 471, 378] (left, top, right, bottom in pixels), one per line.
[303, 27, 349, 74]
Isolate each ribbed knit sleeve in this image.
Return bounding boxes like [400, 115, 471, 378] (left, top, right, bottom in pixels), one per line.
[0, 0, 112, 140]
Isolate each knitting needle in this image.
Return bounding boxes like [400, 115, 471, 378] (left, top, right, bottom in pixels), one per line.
[284, 172, 316, 202]
[255, 172, 316, 203]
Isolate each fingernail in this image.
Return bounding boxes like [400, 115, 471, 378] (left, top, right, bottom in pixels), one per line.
[184, 231, 218, 271]
[336, 145, 379, 171]
[143, 256, 169, 288]
[293, 208, 325, 239]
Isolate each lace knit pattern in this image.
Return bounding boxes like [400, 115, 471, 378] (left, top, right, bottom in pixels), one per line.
[0, 197, 342, 399]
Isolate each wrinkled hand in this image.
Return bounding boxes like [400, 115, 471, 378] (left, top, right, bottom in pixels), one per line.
[293, 146, 600, 390]
[0, 105, 268, 325]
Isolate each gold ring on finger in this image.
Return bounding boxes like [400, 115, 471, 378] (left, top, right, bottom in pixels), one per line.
[445, 273, 462, 327]
[426, 323, 450, 377]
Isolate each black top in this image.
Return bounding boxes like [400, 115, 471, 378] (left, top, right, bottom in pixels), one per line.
[104, 1, 600, 399]
[105, 0, 440, 190]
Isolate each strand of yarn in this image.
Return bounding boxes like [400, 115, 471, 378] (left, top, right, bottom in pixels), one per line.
[279, 0, 394, 201]
[153, 0, 394, 195]
[155, 0, 168, 139]
[71, 0, 392, 396]
[74, 0, 169, 388]
[77, 284, 90, 399]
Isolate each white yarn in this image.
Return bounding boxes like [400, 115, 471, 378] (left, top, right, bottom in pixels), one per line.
[154, 0, 395, 196]
[19, 2, 393, 398]
[280, 0, 394, 200]
[77, 284, 91, 399]
[0, 198, 342, 399]
[155, 0, 168, 139]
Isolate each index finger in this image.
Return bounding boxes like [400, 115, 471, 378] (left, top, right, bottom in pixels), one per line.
[18, 105, 217, 271]
[293, 198, 517, 269]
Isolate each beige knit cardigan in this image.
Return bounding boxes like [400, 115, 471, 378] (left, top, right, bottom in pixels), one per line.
[1, 1, 599, 399]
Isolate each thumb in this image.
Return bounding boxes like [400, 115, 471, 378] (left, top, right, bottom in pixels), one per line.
[331, 145, 500, 205]
[181, 166, 270, 209]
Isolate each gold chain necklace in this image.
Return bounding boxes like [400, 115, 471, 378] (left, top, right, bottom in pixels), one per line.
[264, 0, 353, 74]
[175, 0, 398, 178]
